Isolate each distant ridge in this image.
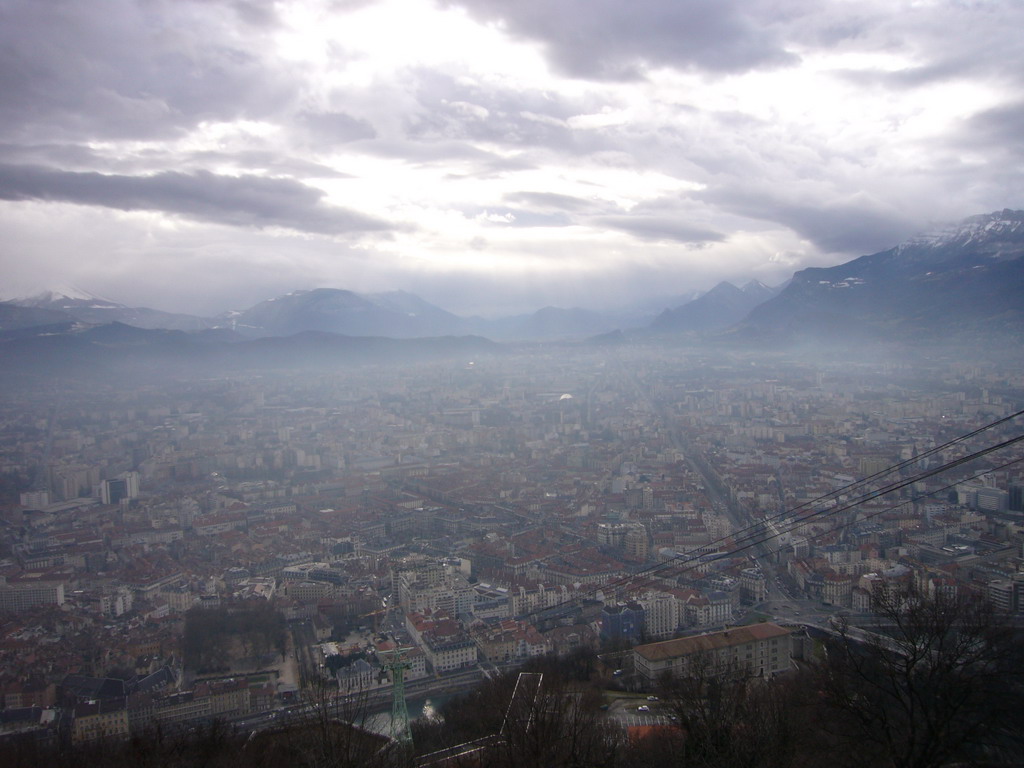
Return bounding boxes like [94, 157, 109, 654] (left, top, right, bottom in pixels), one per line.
[0, 301, 75, 330]
[219, 288, 471, 339]
[222, 289, 630, 341]
[651, 280, 779, 333]
[8, 209, 1022, 346]
[13, 289, 213, 331]
[739, 208, 1024, 344]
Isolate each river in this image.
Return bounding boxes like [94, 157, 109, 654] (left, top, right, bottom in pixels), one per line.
[364, 694, 452, 736]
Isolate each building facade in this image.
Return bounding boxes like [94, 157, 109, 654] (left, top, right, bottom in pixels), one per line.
[632, 623, 793, 686]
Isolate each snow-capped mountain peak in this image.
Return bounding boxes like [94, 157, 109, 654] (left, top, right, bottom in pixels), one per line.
[18, 285, 122, 309]
[902, 209, 1024, 252]
[743, 208, 1024, 344]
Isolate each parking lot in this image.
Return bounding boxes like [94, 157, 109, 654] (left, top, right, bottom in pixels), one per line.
[605, 696, 677, 728]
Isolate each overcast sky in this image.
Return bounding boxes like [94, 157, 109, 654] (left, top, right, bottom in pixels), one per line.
[1, 0, 1022, 317]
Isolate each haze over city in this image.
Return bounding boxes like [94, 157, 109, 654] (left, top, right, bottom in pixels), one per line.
[1, 0, 1023, 316]
[2, 3, 1024, 767]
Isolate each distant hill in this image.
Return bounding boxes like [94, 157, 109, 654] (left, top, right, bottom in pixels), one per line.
[651, 280, 779, 332]
[224, 289, 638, 341]
[13, 207, 1022, 348]
[0, 301, 74, 330]
[364, 290, 468, 334]
[14, 289, 213, 331]
[740, 208, 1024, 344]
[739, 279, 779, 304]
[5, 285, 640, 342]
[219, 288, 469, 339]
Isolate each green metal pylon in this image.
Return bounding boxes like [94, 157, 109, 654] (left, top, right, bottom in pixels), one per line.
[384, 647, 413, 747]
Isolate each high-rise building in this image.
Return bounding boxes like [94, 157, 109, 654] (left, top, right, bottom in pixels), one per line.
[987, 580, 1014, 613]
[99, 471, 140, 505]
[623, 526, 650, 562]
[596, 523, 628, 547]
[100, 479, 127, 506]
[1009, 482, 1024, 513]
[975, 486, 1008, 512]
[123, 471, 140, 499]
[600, 602, 644, 645]
[637, 591, 682, 639]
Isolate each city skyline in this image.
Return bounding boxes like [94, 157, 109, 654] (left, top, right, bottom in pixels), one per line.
[1, 0, 1023, 316]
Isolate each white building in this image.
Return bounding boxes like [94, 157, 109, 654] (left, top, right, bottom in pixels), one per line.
[424, 636, 477, 673]
[636, 591, 682, 640]
[0, 576, 65, 612]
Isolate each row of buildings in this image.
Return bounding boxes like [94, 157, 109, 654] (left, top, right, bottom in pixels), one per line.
[1, 349, 1023, 746]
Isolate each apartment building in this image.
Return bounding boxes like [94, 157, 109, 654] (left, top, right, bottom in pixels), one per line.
[633, 623, 793, 686]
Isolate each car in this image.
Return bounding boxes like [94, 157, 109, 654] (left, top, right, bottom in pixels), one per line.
[646, 696, 659, 701]
[637, 705, 650, 712]
[612, 669, 624, 676]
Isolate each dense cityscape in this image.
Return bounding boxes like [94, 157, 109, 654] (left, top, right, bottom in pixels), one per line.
[3, 0, 1024, 762]
[1, 341, 1022, 763]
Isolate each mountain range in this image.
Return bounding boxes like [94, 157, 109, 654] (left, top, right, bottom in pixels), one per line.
[3, 287, 664, 341]
[13, 288, 216, 331]
[651, 280, 780, 333]
[739, 208, 1024, 344]
[1, 209, 1022, 374]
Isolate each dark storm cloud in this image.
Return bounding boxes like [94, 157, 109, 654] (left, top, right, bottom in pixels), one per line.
[706, 186, 917, 255]
[0, 143, 108, 169]
[0, 164, 390, 234]
[595, 216, 723, 244]
[777, 205, 913, 255]
[964, 101, 1024, 152]
[446, 0, 799, 80]
[0, 0, 297, 142]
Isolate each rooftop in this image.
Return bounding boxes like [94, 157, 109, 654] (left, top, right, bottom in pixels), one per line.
[634, 623, 791, 662]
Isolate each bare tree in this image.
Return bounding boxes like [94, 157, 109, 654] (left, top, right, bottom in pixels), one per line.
[414, 669, 622, 768]
[820, 586, 1024, 768]
[656, 650, 746, 765]
[654, 651, 813, 768]
[495, 676, 622, 768]
[238, 675, 399, 768]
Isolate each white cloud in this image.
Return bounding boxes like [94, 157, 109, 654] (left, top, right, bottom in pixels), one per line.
[0, 0, 1022, 318]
